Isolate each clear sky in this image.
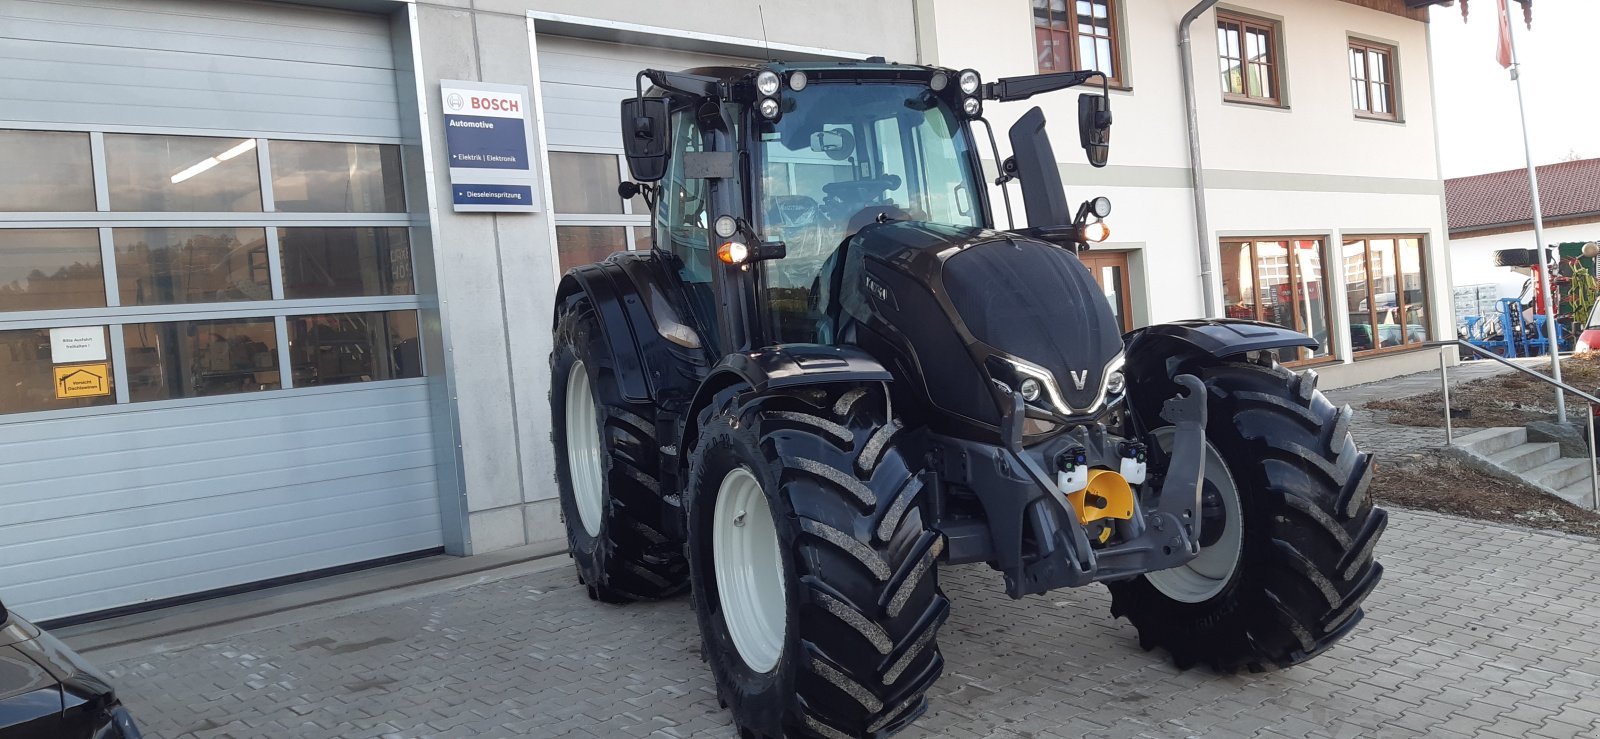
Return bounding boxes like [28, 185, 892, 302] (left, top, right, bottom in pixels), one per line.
[1427, 1, 1600, 179]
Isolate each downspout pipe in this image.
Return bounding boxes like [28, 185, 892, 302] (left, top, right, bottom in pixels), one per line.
[1180, 0, 1221, 318]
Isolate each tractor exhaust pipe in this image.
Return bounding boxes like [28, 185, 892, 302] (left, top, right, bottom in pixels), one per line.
[1179, 0, 1221, 318]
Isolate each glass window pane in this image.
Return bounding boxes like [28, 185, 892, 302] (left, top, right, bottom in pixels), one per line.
[0, 229, 106, 311]
[550, 152, 624, 215]
[288, 310, 422, 387]
[0, 327, 116, 414]
[113, 227, 271, 305]
[1033, 0, 1051, 27]
[1292, 240, 1330, 359]
[1350, 47, 1365, 81]
[1352, 80, 1368, 111]
[123, 318, 279, 401]
[269, 141, 405, 213]
[1370, 50, 1388, 84]
[1399, 238, 1427, 344]
[556, 225, 626, 275]
[1256, 240, 1292, 332]
[1220, 242, 1257, 320]
[0, 131, 95, 212]
[105, 134, 262, 212]
[1343, 239, 1374, 353]
[278, 227, 414, 299]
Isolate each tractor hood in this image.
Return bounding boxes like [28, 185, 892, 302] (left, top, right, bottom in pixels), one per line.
[825, 220, 1124, 435]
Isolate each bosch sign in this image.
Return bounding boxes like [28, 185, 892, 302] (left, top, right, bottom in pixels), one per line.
[470, 96, 519, 113]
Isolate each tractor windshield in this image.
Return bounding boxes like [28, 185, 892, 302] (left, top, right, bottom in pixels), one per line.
[756, 81, 982, 340]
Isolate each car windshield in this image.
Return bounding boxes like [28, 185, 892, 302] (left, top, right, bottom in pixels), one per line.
[755, 81, 982, 341]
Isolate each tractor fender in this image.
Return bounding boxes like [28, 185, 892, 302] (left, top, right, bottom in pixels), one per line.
[679, 344, 893, 469]
[555, 254, 709, 406]
[1125, 318, 1316, 360]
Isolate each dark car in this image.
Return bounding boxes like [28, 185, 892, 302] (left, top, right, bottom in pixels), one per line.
[1, 599, 141, 738]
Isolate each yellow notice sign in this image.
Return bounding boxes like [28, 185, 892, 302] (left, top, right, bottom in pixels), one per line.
[54, 363, 110, 399]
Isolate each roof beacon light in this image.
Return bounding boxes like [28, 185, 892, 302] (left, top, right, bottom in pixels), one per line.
[717, 241, 750, 265]
[756, 71, 781, 96]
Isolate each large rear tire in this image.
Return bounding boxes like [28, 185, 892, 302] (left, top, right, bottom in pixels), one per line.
[1109, 358, 1387, 671]
[550, 296, 688, 602]
[685, 383, 948, 739]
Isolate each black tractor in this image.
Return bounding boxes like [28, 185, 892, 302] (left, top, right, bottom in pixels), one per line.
[550, 60, 1386, 739]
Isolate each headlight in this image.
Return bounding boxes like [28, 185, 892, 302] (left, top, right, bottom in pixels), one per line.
[788, 70, 808, 92]
[930, 71, 949, 91]
[756, 71, 781, 96]
[962, 97, 982, 117]
[758, 97, 781, 119]
[1105, 370, 1125, 395]
[958, 69, 980, 95]
[1020, 377, 1042, 402]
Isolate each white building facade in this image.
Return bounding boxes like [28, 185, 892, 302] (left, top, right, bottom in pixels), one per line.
[0, 0, 1455, 622]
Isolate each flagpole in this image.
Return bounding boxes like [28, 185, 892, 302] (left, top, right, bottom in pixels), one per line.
[1506, 6, 1567, 424]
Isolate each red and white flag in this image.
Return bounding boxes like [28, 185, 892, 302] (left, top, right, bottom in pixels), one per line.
[1496, 0, 1514, 68]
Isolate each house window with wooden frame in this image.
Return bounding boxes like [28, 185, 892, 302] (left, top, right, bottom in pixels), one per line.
[1349, 39, 1398, 120]
[1342, 236, 1429, 356]
[1033, 0, 1123, 87]
[1216, 11, 1281, 105]
[1220, 238, 1333, 363]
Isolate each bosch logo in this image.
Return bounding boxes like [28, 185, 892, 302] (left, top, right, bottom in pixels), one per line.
[470, 96, 520, 113]
[446, 92, 465, 111]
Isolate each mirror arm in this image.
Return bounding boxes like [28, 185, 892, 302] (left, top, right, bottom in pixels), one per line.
[983, 70, 1108, 103]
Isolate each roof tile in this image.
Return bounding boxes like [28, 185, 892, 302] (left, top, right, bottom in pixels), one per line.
[1445, 158, 1600, 232]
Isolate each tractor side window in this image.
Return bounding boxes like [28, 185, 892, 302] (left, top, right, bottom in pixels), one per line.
[655, 110, 713, 285]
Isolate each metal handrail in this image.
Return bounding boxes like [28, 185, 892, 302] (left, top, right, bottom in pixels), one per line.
[1428, 340, 1599, 510]
[1428, 340, 1600, 406]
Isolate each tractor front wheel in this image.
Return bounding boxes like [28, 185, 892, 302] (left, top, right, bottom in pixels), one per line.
[1110, 358, 1387, 671]
[685, 383, 948, 739]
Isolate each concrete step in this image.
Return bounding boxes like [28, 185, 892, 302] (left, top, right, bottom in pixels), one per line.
[1454, 427, 1527, 456]
[1556, 480, 1597, 509]
[1488, 442, 1561, 474]
[1526, 456, 1594, 493]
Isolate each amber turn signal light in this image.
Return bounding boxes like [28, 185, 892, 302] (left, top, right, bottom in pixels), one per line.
[717, 241, 750, 264]
[1081, 221, 1111, 243]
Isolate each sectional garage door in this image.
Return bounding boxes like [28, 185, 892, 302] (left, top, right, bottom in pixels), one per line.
[0, 0, 443, 622]
[535, 35, 753, 274]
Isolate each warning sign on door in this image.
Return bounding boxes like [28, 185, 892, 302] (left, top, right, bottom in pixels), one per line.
[54, 363, 110, 399]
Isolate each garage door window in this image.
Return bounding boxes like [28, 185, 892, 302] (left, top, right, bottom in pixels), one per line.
[270, 141, 406, 213]
[105, 134, 263, 212]
[0, 228, 105, 311]
[0, 131, 95, 212]
[0, 327, 117, 414]
[551, 151, 650, 275]
[0, 128, 424, 417]
[113, 227, 272, 305]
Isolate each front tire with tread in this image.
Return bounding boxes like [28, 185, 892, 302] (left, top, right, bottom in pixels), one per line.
[1110, 358, 1387, 671]
[685, 383, 948, 739]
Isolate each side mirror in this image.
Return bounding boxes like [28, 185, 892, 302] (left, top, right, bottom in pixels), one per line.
[1077, 93, 1112, 168]
[619, 97, 670, 182]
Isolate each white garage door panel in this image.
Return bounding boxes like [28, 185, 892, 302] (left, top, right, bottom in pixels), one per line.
[537, 35, 751, 151]
[0, 0, 400, 138]
[0, 384, 444, 622]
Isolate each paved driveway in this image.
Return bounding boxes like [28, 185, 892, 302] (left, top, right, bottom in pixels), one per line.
[103, 509, 1600, 739]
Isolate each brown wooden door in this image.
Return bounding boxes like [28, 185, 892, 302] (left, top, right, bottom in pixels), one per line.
[1079, 251, 1134, 332]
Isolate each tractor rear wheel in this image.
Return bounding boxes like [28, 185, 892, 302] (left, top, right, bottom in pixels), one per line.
[1109, 357, 1387, 671]
[550, 296, 688, 602]
[685, 383, 948, 739]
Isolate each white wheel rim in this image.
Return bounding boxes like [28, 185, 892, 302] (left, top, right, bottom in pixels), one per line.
[712, 466, 787, 673]
[565, 361, 604, 538]
[1144, 428, 1244, 604]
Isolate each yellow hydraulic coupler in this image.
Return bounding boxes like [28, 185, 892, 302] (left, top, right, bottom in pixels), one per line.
[1067, 469, 1135, 544]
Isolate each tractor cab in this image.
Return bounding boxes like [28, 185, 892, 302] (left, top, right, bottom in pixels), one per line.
[620, 61, 1114, 352]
